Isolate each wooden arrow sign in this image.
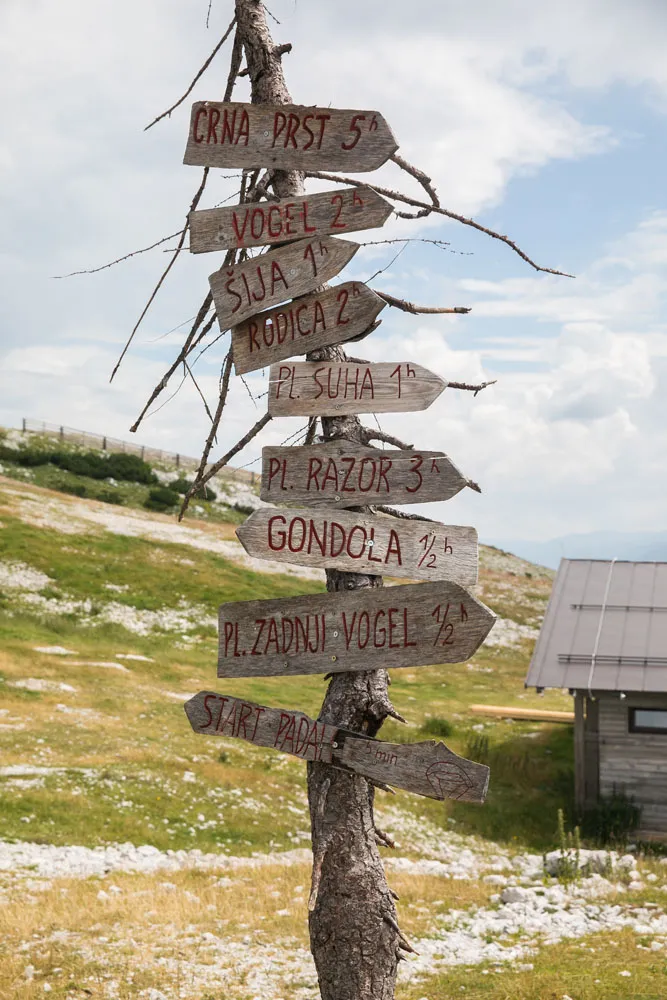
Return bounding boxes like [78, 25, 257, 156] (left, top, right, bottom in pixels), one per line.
[184, 692, 489, 803]
[190, 187, 393, 254]
[218, 580, 495, 678]
[236, 509, 478, 586]
[232, 282, 385, 375]
[183, 103, 398, 172]
[209, 236, 358, 331]
[261, 442, 476, 508]
[268, 362, 446, 417]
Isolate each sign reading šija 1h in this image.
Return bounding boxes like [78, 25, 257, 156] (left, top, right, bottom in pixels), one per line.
[268, 361, 446, 417]
[218, 580, 495, 678]
[190, 187, 393, 254]
[209, 236, 357, 331]
[261, 442, 477, 508]
[237, 508, 478, 587]
[185, 692, 489, 804]
[184, 103, 397, 172]
[232, 282, 385, 375]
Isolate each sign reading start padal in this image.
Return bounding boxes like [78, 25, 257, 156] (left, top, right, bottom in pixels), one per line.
[217, 581, 495, 678]
[184, 102, 398, 172]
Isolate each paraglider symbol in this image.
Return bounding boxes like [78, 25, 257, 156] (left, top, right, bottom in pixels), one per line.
[426, 759, 473, 800]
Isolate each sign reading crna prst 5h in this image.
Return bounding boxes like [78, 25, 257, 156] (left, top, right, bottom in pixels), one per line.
[183, 102, 398, 172]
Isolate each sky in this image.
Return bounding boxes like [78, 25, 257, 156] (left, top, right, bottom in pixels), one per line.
[1, 0, 667, 544]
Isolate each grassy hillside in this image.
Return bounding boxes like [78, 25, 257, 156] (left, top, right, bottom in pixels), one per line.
[2, 469, 666, 999]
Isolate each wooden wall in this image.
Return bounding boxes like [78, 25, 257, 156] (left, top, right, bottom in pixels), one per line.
[597, 692, 667, 837]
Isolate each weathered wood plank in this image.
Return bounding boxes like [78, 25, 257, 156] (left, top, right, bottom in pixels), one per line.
[217, 580, 495, 678]
[209, 236, 358, 331]
[268, 361, 446, 417]
[184, 691, 489, 803]
[232, 282, 385, 375]
[190, 186, 393, 254]
[261, 441, 474, 508]
[183, 103, 398, 172]
[236, 508, 478, 585]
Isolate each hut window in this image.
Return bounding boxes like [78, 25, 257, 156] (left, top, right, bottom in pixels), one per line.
[629, 708, 667, 734]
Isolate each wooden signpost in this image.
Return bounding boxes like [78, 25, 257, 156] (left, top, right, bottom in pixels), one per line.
[209, 236, 358, 331]
[190, 186, 393, 254]
[217, 581, 495, 678]
[260, 441, 475, 508]
[236, 508, 478, 586]
[232, 282, 386, 375]
[185, 692, 490, 803]
[268, 361, 446, 417]
[183, 103, 398, 172]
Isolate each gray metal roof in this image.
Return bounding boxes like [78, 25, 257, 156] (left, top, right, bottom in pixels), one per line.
[526, 559, 667, 693]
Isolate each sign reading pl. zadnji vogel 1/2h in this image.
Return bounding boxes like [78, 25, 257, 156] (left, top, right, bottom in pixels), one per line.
[268, 362, 446, 417]
[185, 692, 490, 803]
[232, 282, 386, 375]
[189, 186, 393, 254]
[209, 236, 358, 331]
[260, 442, 475, 508]
[218, 581, 495, 678]
[236, 509, 478, 586]
[184, 103, 398, 172]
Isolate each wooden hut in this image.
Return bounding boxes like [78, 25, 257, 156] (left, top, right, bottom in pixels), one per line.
[525, 559, 667, 839]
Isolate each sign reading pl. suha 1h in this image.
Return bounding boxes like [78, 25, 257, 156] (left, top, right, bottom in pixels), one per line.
[232, 282, 385, 375]
[190, 187, 392, 254]
[184, 102, 397, 172]
[217, 581, 495, 678]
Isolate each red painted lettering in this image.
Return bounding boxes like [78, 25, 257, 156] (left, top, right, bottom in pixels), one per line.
[193, 107, 207, 143]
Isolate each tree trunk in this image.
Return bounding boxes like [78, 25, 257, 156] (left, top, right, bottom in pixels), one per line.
[235, 2, 402, 996]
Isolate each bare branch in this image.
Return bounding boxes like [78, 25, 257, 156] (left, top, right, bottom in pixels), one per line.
[144, 17, 237, 131]
[376, 290, 471, 316]
[178, 411, 272, 520]
[360, 428, 414, 450]
[448, 378, 497, 395]
[52, 230, 182, 279]
[390, 151, 440, 214]
[304, 170, 574, 277]
[305, 416, 319, 445]
[181, 351, 234, 514]
[184, 360, 214, 421]
[111, 168, 210, 382]
[374, 505, 438, 524]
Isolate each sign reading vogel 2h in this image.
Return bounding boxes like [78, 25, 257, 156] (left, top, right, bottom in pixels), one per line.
[236, 509, 478, 586]
[185, 692, 489, 803]
[184, 103, 398, 172]
[190, 187, 393, 253]
[260, 442, 476, 508]
[232, 283, 385, 375]
[217, 581, 495, 678]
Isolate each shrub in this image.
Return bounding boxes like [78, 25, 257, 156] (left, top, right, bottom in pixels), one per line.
[51, 451, 108, 479]
[581, 789, 641, 847]
[105, 452, 157, 485]
[421, 717, 454, 739]
[59, 481, 87, 498]
[97, 489, 124, 505]
[465, 732, 490, 764]
[0, 444, 52, 467]
[169, 477, 216, 501]
[144, 487, 180, 512]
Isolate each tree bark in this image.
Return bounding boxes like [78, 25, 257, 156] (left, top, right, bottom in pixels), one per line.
[235, 2, 402, 996]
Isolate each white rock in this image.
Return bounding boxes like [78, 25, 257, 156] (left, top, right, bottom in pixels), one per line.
[483, 875, 508, 886]
[96, 890, 109, 902]
[500, 886, 531, 904]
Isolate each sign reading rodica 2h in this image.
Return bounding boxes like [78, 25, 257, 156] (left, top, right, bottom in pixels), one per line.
[184, 103, 397, 172]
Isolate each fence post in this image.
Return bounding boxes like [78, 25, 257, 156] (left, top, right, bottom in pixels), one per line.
[176, 453, 180, 469]
[59, 426, 64, 442]
[21, 418, 26, 434]
[141, 446, 145, 460]
[102, 437, 107, 450]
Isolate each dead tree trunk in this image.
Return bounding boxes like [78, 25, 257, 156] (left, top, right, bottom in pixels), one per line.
[235, 1, 404, 996]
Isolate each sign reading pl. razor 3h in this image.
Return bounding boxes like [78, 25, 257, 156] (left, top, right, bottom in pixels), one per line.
[184, 103, 397, 171]
[261, 442, 474, 508]
[237, 509, 478, 587]
[232, 283, 386, 375]
[190, 187, 392, 253]
[185, 693, 490, 804]
[218, 581, 495, 678]
[268, 362, 446, 417]
[209, 235, 357, 331]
